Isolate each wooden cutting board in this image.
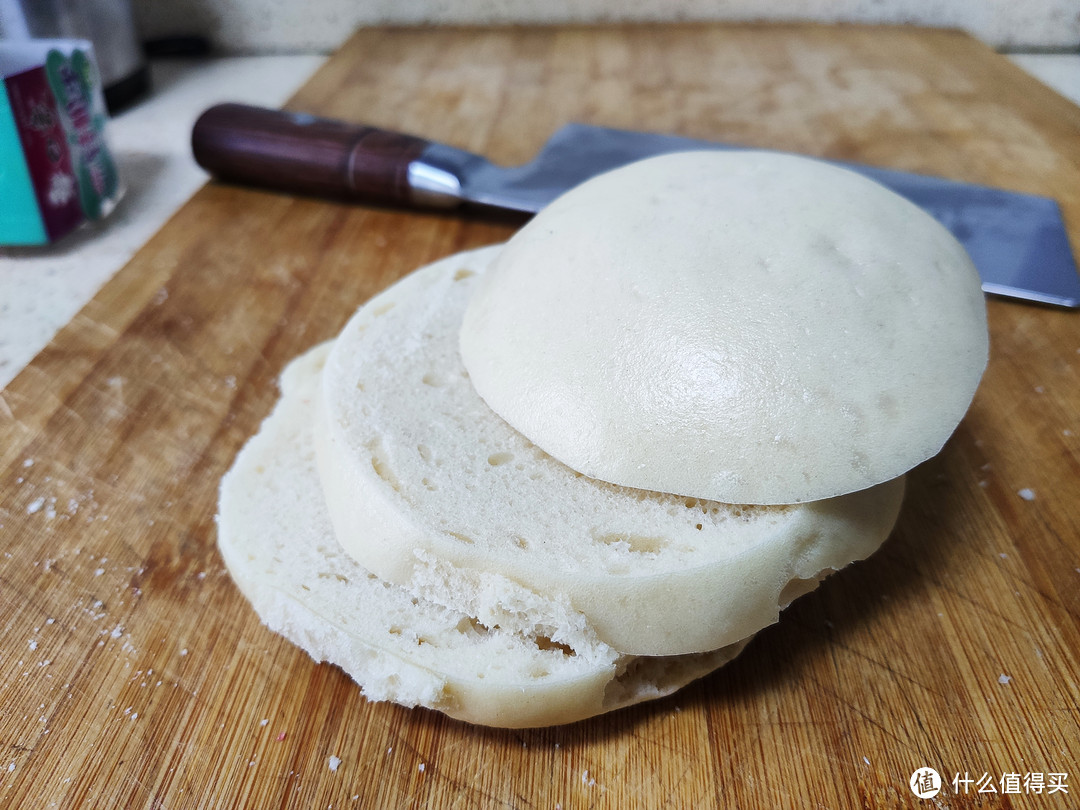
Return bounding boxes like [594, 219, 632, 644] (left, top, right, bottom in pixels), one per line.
[2, 24, 1079, 809]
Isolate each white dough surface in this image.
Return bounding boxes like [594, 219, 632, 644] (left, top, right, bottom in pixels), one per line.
[460, 151, 988, 504]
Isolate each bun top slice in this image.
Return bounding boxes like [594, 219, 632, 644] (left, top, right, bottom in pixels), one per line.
[459, 151, 989, 505]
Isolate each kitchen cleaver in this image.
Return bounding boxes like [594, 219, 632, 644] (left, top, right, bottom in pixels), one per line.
[192, 103, 1080, 308]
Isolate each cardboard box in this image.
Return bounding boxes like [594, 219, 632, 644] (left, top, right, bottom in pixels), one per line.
[0, 40, 121, 245]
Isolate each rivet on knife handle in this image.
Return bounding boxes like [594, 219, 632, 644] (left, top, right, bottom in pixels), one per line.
[191, 103, 463, 208]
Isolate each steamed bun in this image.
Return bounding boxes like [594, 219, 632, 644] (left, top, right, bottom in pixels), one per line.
[459, 151, 988, 504]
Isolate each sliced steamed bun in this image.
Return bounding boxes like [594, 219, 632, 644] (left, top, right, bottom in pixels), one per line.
[314, 247, 905, 657]
[218, 148, 985, 727]
[218, 344, 750, 728]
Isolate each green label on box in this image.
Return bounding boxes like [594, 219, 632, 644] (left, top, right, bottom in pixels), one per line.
[45, 48, 118, 220]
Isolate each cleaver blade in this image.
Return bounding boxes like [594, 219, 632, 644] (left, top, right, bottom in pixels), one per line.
[444, 123, 1080, 308]
[193, 105, 1080, 308]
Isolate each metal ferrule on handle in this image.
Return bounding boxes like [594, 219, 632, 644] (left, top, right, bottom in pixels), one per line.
[406, 152, 466, 208]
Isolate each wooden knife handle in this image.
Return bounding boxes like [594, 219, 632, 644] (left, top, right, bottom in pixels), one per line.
[191, 103, 433, 205]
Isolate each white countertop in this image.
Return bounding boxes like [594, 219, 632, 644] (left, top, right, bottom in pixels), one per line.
[0, 55, 325, 389]
[0, 51, 1077, 390]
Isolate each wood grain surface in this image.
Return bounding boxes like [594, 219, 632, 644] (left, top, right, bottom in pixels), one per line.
[2, 24, 1080, 809]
